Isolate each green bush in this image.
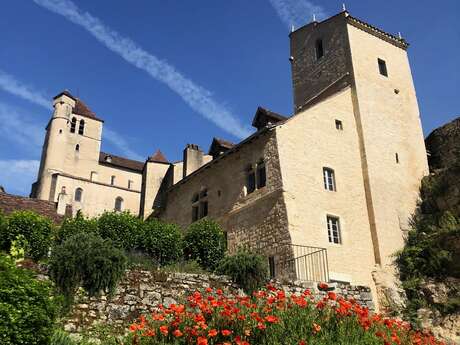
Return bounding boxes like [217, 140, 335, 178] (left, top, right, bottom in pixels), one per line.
[49, 232, 127, 304]
[0, 211, 8, 251]
[55, 212, 98, 244]
[139, 219, 183, 265]
[0, 254, 57, 345]
[183, 219, 226, 270]
[97, 211, 142, 250]
[5, 211, 53, 261]
[217, 247, 268, 293]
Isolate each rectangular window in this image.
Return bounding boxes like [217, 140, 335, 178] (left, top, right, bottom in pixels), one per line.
[323, 168, 336, 191]
[335, 119, 343, 130]
[268, 256, 276, 278]
[256, 162, 266, 189]
[247, 168, 256, 194]
[90, 171, 98, 182]
[378, 58, 388, 77]
[315, 39, 324, 60]
[192, 206, 199, 222]
[111, 175, 116, 185]
[327, 216, 341, 244]
[200, 201, 208, 218]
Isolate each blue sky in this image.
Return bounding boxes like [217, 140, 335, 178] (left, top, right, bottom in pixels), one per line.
[1, 0, 459, 196]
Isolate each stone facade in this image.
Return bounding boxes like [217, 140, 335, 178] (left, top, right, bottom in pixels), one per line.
[63, 269, 374, 334]
[31, 11, 430, 311]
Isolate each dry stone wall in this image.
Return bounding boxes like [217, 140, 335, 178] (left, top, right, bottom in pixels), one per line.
[63, 269, 374, 334]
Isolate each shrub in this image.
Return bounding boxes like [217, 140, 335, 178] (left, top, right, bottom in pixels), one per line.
[217, 247, 268, 292]
[139, 219, 183, 265]
[55, 212, 98, 244]
[0, 254, 57, 345]
[5, 211, 53, 261]
[126, 285, 445, 345]
[49, 232, 127, 304]
[97, 211, 143, 250]
[183, 219, 226, 270]
[0, 211, 8, 250]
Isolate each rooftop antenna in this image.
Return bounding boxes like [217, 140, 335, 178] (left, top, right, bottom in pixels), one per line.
[398, 32, 403, 39]
[291, 24, 295, 33]
[342, 3, 346, 11]
[312, 13, 316, 22]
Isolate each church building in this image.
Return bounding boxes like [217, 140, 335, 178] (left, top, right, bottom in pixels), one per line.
[31, 11, 429, 300]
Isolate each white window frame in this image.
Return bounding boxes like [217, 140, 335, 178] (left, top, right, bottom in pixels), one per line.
[327, 215, 342, 244]
[323, 167, 336, 191]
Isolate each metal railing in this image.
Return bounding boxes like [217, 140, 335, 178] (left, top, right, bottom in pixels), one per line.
[246, 240, 329, 283]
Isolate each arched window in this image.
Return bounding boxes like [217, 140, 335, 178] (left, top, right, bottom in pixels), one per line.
[114, 197, 123, 211]
[75, 188, 83, 202]
[70, 117, 77, 133]
[78, 119, 85, 135]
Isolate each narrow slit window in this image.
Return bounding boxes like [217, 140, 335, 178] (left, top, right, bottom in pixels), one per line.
[378, 58, 388, 77]
[70, 117, 77, 133]
[315, 39, 324, 60]
[395, 153, 399, 164]
[75, 144, 80, 151]
[128, 180, 133, 189]
[111, 175, 116, 185]
[335, 119, 343, 130]
[78, 119, 85, 135]
[327, 216, 341, 244]
[268, 256, 276, 278]
[323, 167, 336, 191]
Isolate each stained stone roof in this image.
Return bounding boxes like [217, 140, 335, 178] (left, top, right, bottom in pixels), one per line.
[0, 192, 67, 223]
[99, 152, 144, 172]
[147, 150, 169, 164]
[208, 137, 235, 157]
[252, 107, 288, 130]
[53, 90, 104, 122]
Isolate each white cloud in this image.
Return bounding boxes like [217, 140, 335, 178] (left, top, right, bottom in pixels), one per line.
[0, 70, 51, 110]
[0, 160, 40, 196]
[0, 102, 44, 151]
[32, 0, 252, 139]
[268, 0, 327, 28]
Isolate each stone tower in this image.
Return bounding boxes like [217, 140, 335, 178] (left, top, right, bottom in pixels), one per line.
[31, 91, 104, 202]
[289, 11, 429, 268]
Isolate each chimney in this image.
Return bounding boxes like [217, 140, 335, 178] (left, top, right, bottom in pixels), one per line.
[56, 186, 69, 216]
[183, 144, 204, 178]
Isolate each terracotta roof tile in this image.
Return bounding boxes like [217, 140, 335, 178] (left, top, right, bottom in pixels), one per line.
[0, 192, 65, 224]
[147, 150, 169, 163]
[99, 152, 144, 172]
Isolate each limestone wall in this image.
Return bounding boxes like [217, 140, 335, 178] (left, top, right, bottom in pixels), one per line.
[63, 269, 374, 334]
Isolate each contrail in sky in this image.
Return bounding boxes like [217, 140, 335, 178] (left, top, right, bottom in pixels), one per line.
[0, 70, 143, 160]
[268, 0, 327, 28]
[32, 0, 252, 139]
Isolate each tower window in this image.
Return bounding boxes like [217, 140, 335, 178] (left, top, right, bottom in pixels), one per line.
[74, 188, 83, 202]
[128, 180, 133, 189]
[114, 197, 123, 212]
[378, 58, 388, 77]
[111, 176, 116, 185]
[78, 119, 85, 135]
[323, 167, 336, 191]
[75, 144, 80, 151]
[70, 117, 77, 133]
[327, 215, 342, 244]
[395, 153, 400, 164]
[90, 171, 98, 181]
[315, 39, 324, 60]
[335, 119, 343, 130]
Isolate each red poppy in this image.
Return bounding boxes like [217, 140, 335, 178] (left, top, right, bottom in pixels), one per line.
[197, 336, 208, 345]
[173, 329, 183, 337]
[159, 325, 169, 336]
[221, 329, 232, 336]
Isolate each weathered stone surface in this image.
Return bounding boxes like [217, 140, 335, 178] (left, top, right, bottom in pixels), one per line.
[64, 269, 374, 335]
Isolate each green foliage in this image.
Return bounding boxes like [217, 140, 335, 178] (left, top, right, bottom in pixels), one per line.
[0, 254, 57, 345]
[0, 211, 8, 250]
[97, 211, 143, 250]
[55, 212, 98, 244]
[183, 219, 226, 270]
[49, 232, 127, 305]
[139, 219, 183, 265]
[162, 260, 207, 274]
[4, 211, 53, 261]
[217, 247, 268, 293]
